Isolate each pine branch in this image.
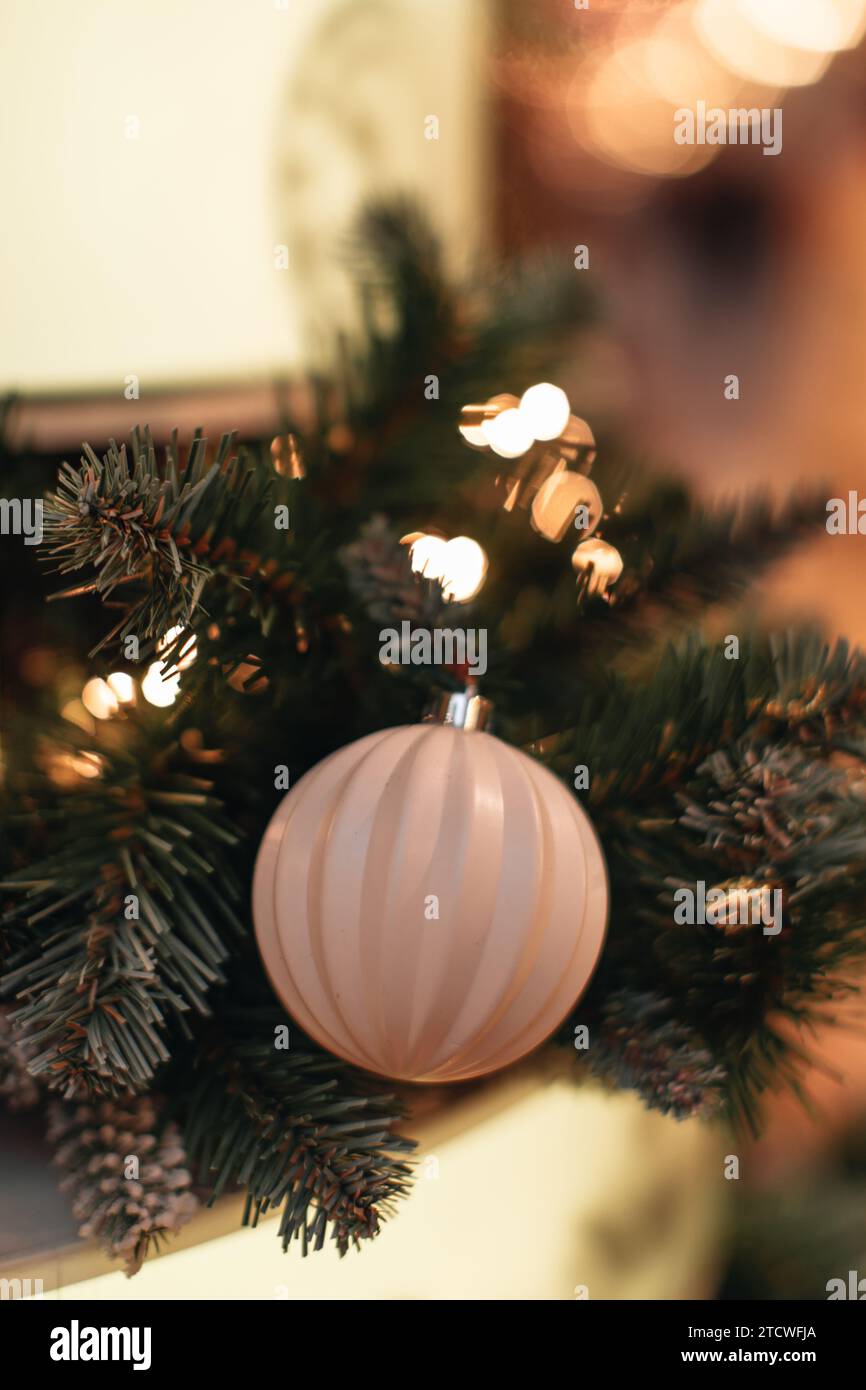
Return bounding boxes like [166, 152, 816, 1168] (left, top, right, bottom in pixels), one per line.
[580, 487, 827, 667]
[537, 631, 866, 811]
[578, 989, 727, 1120]
[183, 1007, 415, 1257]
[0, 715, 245, 1097]
[42, 429, 285, 658]
[548, 632, 866, 1129]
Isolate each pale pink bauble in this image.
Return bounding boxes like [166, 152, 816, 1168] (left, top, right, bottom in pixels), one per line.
[252, 724, 608, 1083]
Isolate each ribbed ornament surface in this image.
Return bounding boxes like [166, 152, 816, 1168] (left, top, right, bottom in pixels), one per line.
[253, 724, 608, 1082]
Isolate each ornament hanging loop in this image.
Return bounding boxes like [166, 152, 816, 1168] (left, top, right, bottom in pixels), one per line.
[426, 684, 492, 731]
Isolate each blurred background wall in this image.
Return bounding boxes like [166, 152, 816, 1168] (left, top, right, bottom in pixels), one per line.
[0, 0, 488, 392]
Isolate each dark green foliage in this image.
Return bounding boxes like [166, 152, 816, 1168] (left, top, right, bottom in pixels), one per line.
[549, 633, 866, 1131]
[577, 989, 727, 1120]
[1, 715, 244, 1097]
[42, 428, 293, 662]
[183, 1007, 415, 1256]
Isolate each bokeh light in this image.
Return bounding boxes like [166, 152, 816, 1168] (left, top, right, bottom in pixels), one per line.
[81, 676, 119, 721]
[407, 533, 449, 581]
[519, 383, 571, 442]
[737, 0, 866, 55]
[440, 536, 488, 604]
[157, 625, 198, 671]
[106, 672, 136, 705]
[695, 0, 832, 87]
[482, 407, 535, 459]
[141, 662, 181, 708]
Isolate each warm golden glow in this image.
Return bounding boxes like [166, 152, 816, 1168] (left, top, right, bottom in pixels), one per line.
[519, 383, 571, 443]
[406, 532, 488, 603]
[439, 536, 488, 604]
[46, 749, 103, 787]
[642, 7, 764, 109]
[580, 48, 717, 178]
[81, 677, 119, 721]
[46, 1082, 723, 1302]
[106, 672, 136, 705]
[482, 407, 535, 459]
[737, 0, 866, 55]
[572, 538, 624, 596]
[141, 662, 181, 708]
[158, 626, 198, 671]
[695, 0, 832, 87]
[407, 534, 449, 582]
[457, 422, 489, 449]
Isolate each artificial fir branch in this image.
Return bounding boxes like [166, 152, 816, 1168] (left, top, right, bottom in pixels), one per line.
[42, 428, 286, 660]
[550, 633, 866, 1127]
[182, 1007, 415, 1256]
[580, 990, 727, 1120]
[539, 632, 866, 811]
[48, 1093, 199, 1275]
[0, 716, 245, 1096]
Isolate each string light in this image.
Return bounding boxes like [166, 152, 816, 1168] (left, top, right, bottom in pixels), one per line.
[106, 672, 135, 705]
[482, 408, 535, 460]
[440, 537, 488, 603]
[81, 677, 119, 721]
[157, 626, 197, 671]
[406, 533, 449, 581]
[141, 662, 181, 708]
[572, 538, 624, 597]
[457, 420, 489, 449]
[518, 384, 571, 442]
[403, 531, 489, 603]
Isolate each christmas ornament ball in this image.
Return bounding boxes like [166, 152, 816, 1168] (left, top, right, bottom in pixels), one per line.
[252, 720, 608, 1083]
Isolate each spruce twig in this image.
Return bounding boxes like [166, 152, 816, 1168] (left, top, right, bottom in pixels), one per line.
[1, 717, 245, 1096]
[183, 1009, 415, 1257]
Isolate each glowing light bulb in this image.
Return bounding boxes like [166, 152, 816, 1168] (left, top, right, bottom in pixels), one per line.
[481, 408, 535, 459]
[458, 422, 490, 449]
[47, 750, 103, 787]
[407, 534, 448, 581]
[519, 384, 571, 442]
[142, 661, 181, 708]
[571, 538, 623, 596]
[696, 0, 832, 87]
[440, 536, 488, 603]
[157, 626, 197, 671]
[106, 672, 135, 704]
[736, 0, 866, 54]
[81, 677, 119, 720]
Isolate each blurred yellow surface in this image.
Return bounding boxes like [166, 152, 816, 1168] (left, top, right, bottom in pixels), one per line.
[48, 1081, 726, 1301]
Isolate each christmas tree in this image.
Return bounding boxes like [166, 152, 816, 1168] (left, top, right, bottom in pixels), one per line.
[2, 202, 866, 1273]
